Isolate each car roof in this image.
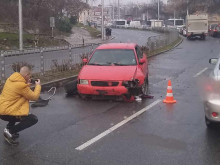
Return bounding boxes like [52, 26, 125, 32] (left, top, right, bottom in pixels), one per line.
[96, 43, 137, 50]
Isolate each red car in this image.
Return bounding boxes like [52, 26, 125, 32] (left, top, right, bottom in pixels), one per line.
[77, 43, 148, 100]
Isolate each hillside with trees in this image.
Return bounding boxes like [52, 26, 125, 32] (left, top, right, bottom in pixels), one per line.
[0, 0, 89, 34]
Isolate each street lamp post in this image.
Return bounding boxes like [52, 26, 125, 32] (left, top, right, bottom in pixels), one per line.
[158, 0, 160, 20]
[101, 0, 104, 40]
[18, 0, 23, 50]
[187, 0, 189, 15]
[118, 0, 120, 20]
[112, 5, 114, 20]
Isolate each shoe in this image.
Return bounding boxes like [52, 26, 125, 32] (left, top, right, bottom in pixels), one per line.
[3, 128, 19, 145]
[6, 126, 19, 138]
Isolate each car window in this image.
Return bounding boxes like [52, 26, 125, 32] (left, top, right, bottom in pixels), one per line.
[135, 46, 143, 61]
[88, 49, 137, 66]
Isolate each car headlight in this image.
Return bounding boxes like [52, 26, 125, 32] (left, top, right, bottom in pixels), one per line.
[122, 79, 139, 87]
[79, 79, 89, 85]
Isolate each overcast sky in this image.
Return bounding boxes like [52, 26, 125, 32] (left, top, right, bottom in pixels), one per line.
[91, 0, 168, 6]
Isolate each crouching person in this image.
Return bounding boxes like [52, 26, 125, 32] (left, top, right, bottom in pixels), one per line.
[0, 66, 41, 145]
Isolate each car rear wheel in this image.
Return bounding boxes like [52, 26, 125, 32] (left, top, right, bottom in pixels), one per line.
[205, 116, 215, 129]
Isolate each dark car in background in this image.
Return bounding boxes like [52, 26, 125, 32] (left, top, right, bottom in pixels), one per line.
[209, 24, 220, 37]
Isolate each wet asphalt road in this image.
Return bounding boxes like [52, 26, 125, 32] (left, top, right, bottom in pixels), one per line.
[110, 28, 159, 45]
[1, 32, 220, 165]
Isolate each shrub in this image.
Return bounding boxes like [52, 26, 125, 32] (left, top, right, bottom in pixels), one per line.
[12, 62, 34, 72]
[57, 17, 72, 33]
[70, 16, 78, 25]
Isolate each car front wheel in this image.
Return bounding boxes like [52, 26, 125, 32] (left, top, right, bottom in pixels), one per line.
[142, 76, 149, 95]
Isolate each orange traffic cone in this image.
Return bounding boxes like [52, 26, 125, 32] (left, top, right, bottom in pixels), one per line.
[163, 80, 176, 104]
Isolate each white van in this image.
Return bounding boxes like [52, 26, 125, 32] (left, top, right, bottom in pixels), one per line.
[114, 19, 128, 28]
[129, 21, 141, 28]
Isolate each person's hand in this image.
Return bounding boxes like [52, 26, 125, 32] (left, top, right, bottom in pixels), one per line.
[35, 79, 41, 85]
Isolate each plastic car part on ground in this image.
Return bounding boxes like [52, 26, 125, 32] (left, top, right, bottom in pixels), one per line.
[30, 87, 56, 107]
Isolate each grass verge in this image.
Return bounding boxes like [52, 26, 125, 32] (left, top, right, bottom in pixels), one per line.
[0, 32, 68, 50]
[32, 69, 81, 84]
[74, 23, 101, 38]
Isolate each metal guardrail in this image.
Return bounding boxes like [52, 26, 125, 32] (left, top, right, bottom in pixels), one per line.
[146, 30, 179, 53]
[112, 26, 180, 52]
[2, 43, 100, 57]
[0, 43, 100, 82]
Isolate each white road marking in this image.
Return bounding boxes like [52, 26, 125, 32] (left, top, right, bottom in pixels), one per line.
[193, 67, 208, 77]
[75, 99, 161, 151]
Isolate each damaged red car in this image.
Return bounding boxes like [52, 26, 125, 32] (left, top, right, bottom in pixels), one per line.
[77, 43, 148, 101]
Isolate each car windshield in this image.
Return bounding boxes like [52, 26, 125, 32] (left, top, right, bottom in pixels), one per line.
[88, 49, 137, 66]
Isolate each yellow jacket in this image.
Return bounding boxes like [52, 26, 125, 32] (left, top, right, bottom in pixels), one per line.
[0, 72, 41, 116]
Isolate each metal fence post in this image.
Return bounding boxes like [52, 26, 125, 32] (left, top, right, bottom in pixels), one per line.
[0, 51, 5, 83]
[40, 48, 44, 76]
[91, 44, 94, 53]
[147, 38, 151, 51]
[163, 38, 166, 47]
[69, 45, 72, 70]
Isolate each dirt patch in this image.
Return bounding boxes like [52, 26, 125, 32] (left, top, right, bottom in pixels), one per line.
[65, 26, 102, 45]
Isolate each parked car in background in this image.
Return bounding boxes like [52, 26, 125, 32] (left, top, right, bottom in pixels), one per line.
[204, 58, 220, 128]
[166, 18, 185, 31]
[179, 25, 186, 35]
[209, 24, 220, 37]
[77, 43, 149, 101]
[183, 26, 187, 37]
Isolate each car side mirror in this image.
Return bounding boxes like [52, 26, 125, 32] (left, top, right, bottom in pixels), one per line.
[209, 58, 218, 65]
[139, 58, 146, 64]
[82, 58, 88, 64]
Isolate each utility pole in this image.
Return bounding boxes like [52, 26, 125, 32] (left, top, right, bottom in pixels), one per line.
[101, 0, 104, 40]
[147, 10, 149, 21]
[187, 0, 189, 15]
[112, 5, 114, 20]
[147, 0, 149, 21]
[18, 0, 23, 50]
[118, 0, 120, 20]
[158, 0, 160, 20]
[174, 10, 176, 27]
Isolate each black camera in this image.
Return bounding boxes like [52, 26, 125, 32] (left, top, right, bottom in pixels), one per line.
[30, 79, 38, 84]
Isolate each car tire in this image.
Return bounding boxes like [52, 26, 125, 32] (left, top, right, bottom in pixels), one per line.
[201, 35, 206, 40]
[64, 80, 78, 96]
[79, 94, 91, 100]
[142, 76, 149, 95]
[205, 116, 215, 129]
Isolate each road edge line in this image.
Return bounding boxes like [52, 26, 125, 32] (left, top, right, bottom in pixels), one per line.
[75, 99, 161, 151]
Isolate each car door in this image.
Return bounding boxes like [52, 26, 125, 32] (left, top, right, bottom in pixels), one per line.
[135, 46, 148, 76]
